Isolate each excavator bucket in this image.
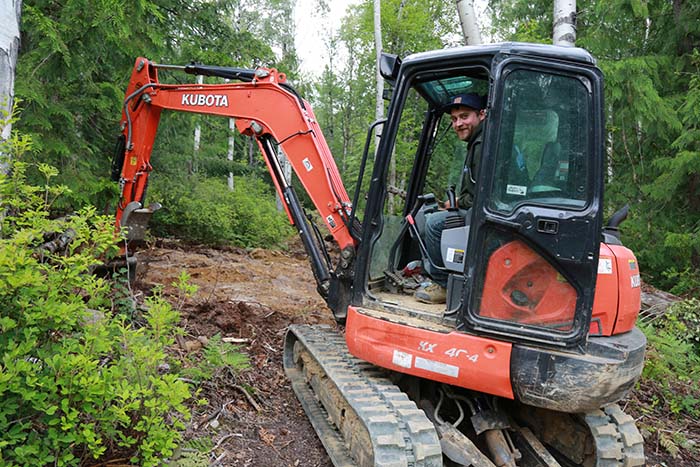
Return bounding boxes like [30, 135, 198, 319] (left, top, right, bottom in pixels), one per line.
[120, 201, 162, 243]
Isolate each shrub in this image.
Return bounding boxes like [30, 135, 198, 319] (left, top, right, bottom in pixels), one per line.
[0, 132, 190, 465]
[639, 299, 700, 418]
[149, 174, 293, 248]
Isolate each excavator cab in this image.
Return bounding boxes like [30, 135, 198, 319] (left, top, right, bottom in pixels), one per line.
[360, 45, 607, 346]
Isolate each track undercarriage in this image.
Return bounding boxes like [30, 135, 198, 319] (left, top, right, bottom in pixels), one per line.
[283, 325, 645, 467]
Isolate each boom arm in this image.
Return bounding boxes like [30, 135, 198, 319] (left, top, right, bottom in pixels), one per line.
[114, 57, 357, 297]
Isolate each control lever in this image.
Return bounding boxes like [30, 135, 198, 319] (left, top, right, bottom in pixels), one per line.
[446, 185, 457, 211]
[405, 194, 449, 274]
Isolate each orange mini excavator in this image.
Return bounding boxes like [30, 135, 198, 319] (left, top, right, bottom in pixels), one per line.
[113, 43, 646, 466]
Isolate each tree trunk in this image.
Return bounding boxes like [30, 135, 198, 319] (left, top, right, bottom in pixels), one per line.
[455, 0, 482, 45]
[224, 78, 235, 191]
[373, 0, 384, 140]
[673, 0, 693, 54]
[0, 0, 21, 171]
[606, 104, 614, 183]
[191, 74, 203, 175]
[374, 0, 393, 212]
[553, 0, 576, 46]
[228, 117, 235, 190]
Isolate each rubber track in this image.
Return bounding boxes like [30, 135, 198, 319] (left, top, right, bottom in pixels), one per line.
[582, 404, 645, 467]
[285, 325, 443, 467]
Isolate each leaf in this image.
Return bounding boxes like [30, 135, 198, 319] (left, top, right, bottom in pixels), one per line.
[629, 0, 649, 18]
[258, 427, 276, 446]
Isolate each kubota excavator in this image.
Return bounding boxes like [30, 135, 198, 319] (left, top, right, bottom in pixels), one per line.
[112, 43, 647, 467]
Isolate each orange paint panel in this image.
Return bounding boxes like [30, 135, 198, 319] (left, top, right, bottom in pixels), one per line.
[479, 240, 576, 330]
[590, 244, 618, 336]
[345, 307, 514, 399]
[610, 245, 642, 334]
[590, 244, 641, 336]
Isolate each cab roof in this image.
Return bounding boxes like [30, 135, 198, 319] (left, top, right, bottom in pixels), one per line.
[402, 42, 597, 68]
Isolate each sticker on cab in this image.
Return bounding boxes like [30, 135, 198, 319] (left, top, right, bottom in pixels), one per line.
[446, 248, 465, 264]
[598, 258, 613, 274]
[631, 274, 641, 288]
[506, 184, 527, 196]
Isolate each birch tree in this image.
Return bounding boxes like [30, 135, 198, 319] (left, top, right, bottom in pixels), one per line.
[553, 0, 576, 46]
[0, 0, 21, 167]
[374, 0, 384, 136]
[228, 117, 235, 190]
[192, 74, 204, 175]
[374, 0, 394, 211]
[456, 0, 482, 45]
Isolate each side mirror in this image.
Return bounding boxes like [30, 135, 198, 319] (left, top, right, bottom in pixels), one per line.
[380, 53, 402, 83]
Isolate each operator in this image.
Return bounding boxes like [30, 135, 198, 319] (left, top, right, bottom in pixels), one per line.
[415, 93, 486, 304]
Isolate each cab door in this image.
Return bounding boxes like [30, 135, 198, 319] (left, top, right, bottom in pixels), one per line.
[461, 56, 605, 347]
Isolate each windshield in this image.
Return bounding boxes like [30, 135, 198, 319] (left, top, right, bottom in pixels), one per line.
[416, 76, 480, 107]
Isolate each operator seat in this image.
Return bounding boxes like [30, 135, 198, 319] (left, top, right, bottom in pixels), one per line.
[531, 141, 565, 192]
[440, 209, 471, 273]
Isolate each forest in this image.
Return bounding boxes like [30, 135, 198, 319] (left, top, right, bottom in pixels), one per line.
[1, 0, 699, 466]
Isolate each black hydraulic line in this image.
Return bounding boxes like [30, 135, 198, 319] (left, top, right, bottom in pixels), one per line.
[308, 213, 334, 273]
[606, 204, 629, 229]
[178, 62, 308, 110]
[123, 83, 158, 149]
[326, 167, 351, 226]
[279, 83, 307, 110]
[349, 118, 386, 240]
[182, 63, 257, 82]
[259, 137, 331, 295]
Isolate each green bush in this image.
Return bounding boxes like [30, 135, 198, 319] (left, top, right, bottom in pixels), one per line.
[0, 147, 190, 465]
[149, 175, 293, 248]
[623, 213, 700, 298]
[639, 299, 700, 418]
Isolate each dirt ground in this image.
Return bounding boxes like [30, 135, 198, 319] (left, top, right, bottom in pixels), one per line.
[133, 239, 336, 467]
[132, 239, 697, 467]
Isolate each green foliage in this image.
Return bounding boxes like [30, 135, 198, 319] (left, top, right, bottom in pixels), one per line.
[16, 0, 170, 208]
[488, 0, 552, 43]
[309, 0, 465, 218]
[0, 131, 190, 466]
[172, 270, 200, 310]
[16, 0, 298, 212]
[639, 300, 700, 418]
[662, 299, 700, 349]
[149, 174, 293, 248]
[182, 334, 250, 382]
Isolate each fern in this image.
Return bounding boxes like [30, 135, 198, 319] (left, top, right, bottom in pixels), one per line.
[182, 333, 250, 381]
[659, 432, 680, 458]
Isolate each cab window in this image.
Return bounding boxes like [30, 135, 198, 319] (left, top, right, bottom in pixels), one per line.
[489, 69, 591, 213]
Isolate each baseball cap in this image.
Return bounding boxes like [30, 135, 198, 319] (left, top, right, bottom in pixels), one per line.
[442, 93, 486, 113]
